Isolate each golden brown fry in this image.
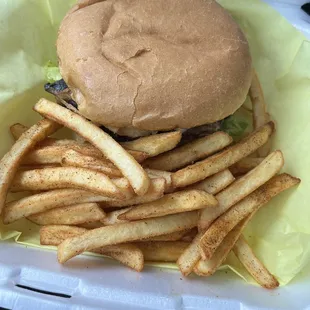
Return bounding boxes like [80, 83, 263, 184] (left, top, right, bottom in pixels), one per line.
[0, 119, 61, 214]
[78, 221, 104, 229]
[233, 235, 279, 289]
[40, 225, 144, 271]
[186, 170, 235, 195]
[101, 207, 131, 226]
[61, 149, 122, 177]
[230, 157, 264, 176]
[199, 150, 284, 231]
[23, 142, 147, 165]
[11, 167, 125, 198]
[172, 122, 275, 188]
[12, 123, 148, 164]
[57, 211, 199, 263]
[143, 230, 190, 242]
[199, 173, 300, 260]
[118, 190, 218, 221]
[28, 203, 106, 225]
[4, 178, 164, 224]
[121, 132, 182, 157]
[102, 178, 165, 208]
[249, 70, 270, 157]
[145, 168, 172, 192]
[177, 231, 204, 276]
[34, 99, 150, 195]
[194, 216, 252, 276]
[137, 241, 189, 262]
[3, 189, 111, 224]
[10, 123, 29, 140]
[144, 131, 232, 171]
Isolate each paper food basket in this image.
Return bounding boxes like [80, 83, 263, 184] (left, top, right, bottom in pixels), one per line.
[0, 1, 309, 309]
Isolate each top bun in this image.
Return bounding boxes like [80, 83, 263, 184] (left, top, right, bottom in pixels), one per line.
[57, 0, 252, 131]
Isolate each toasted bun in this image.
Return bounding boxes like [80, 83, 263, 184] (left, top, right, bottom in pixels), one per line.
[57, 0, 252, 131]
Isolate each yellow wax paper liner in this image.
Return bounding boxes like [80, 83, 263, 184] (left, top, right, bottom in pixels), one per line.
[0, 0, 309, 286]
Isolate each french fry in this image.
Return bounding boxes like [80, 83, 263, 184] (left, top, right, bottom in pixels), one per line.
[199, 150, 284, 231]
[28, 203, 106, 225]
[10, 123, 30, 140]
[172, 122, 275, 188]
[177, 151, 284, 275]
[121, 131, 182, 157]
[137, 241, 189, 262]
[34, 99, 150, 195]
[61, 149, 122, 177]
[11, 123, 148, 163]
[0, 119, 61, 214]
[233, 235, 279, 289]
[102, 178, 165, 208]
[40, 225, 144, 271]
[180, 228, 198, 242]
[145, 168, 172, 192]
[177, 231, 204, 276]
[185, 170, 235, 195]
[10, 167, 125, 199]
[23, 142, 147, 165]
[199, 173, 300, 260]
[4, 178, 165, 224]
[143, 230, 190, 242]
[57, 211, 199, 263]
[230, 157, 264, 176]
[78, 221, 104, 229]
[249, 70, 270, 157]
[118, 190, 218, 221]
[144, 131, 233, 171]
[101, 207, 131, 226]
[194, 216, 252, 276]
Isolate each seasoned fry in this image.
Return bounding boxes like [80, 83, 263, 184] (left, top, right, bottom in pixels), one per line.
[3, 189, 110, 224]
[34, 99, 150, 195]
[172, 122, 275, 188]
[78, 221, 104, 229]
[233, 235, 279, 289]
[249, 70, 270, 157]
[11, 123, 149, 163]
[199, 173, 300, 260]
[0, 119, 61, 214]
[144, 230, 190, 242]
[102, 178, 165, 208]
[28, 203, 106, 225]
[11, 167, 125, 199]
[4, 178, 164, 224]
[177, 231, 204, 276]
[145, 168, 172, 192]
[194, 216, 252, 276]
[57, 211, 199, 263]
[186, 170, 235, 195]
[118, 190, 218, 221]
[61, 149, 122, 177]
[121, 131, 182, 157]
[101, 207, 131, 225]
[24, 142, 147, 165]
[137, 241, 189, 262]
[177, 151, 285, 275]
[230, 157, 264, 176]
[199, 150, 284, 231]
[144, 131, 233, 171]
[250, 70, 268, 130]
[40, 225, 144, 271]
[10, 123, 30, 140]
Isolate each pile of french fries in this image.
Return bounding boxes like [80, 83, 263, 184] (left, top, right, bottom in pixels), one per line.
[0, 71, 300, 289]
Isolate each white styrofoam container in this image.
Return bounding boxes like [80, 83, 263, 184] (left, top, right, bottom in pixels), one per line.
[0, 1, 309, 309]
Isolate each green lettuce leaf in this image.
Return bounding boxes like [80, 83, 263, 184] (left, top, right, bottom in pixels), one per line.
[43, 61, 61, 83]
[221, 115, 249, 140]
